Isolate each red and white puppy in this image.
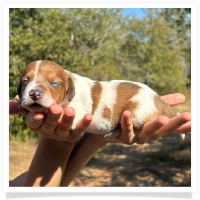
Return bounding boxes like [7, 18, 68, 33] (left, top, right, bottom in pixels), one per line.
[16, 60, 184, 139]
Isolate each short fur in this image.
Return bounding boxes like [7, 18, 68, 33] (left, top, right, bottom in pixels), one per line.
[16, 60, 182, 139]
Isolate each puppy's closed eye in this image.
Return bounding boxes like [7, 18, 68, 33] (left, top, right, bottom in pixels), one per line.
[51, 81, 59, 88]
[21, 77, 29, 84]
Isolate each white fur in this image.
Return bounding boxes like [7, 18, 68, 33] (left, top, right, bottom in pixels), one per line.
[34, 60, 41, 78]
[67, 79, 158, 136]
[19, 61, 185, 140]
[130, 87, 158, 129]
[66, 73, 94, 129]
[87, 81, 118, 135]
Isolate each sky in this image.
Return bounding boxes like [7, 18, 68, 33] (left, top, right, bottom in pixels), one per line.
[122, 8, 145, 19]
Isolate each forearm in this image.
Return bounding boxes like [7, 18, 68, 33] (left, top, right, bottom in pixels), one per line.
[60, 133, 107, 186]
[23, 137, 75, 186]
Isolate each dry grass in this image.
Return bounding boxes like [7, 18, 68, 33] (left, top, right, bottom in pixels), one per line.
[9, 139, 38, 180]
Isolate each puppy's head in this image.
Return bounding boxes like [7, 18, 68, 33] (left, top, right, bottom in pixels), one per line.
[17, 60, 75, 112]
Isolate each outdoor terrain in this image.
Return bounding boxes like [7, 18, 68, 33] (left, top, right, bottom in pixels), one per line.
[9, 103, 191, 187]
[9, 135, 191, 187]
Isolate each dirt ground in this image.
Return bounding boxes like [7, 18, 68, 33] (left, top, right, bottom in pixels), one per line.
[9, 133, 191, 187]
[69, 134, 191, 187]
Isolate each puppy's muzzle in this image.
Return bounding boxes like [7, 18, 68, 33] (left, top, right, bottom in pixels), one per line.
[29, 89, 43, 101]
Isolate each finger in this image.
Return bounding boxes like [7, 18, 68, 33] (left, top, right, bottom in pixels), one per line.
[173, 121, 191, 133]
[134, 116, 170, 144]
[9, 100, 28, 115]
[40, 105, 63, 136]
[151, 112, 191, 139]
[26, 112, 44, 131]
[55, 107, 75, 136]
[66, 114, 92, 142]
[161, 93, 185, 106]
[118, 111, 134, 145]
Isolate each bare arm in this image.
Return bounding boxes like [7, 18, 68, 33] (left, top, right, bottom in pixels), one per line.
[9, 103, 92, 186]
[10, 138, 75, 187]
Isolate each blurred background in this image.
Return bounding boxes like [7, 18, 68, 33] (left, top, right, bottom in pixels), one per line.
[9, 8, 191, 186]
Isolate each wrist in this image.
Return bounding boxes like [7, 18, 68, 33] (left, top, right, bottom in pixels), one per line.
[40, 136, 76, 150]
[79, 132, 107, 148]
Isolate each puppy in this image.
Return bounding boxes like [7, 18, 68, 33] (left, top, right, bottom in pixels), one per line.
[16, 60, 184, 139]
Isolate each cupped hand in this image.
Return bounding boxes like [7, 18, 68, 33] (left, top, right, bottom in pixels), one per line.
[104, 93, 191, 145]
[10, 100, 92, 142]
[25, 104, 92, 142]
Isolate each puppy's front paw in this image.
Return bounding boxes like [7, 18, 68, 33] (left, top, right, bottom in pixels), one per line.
[14, 95, 20, 103]
[104, 129, 121, 139]
[104, 133, 115, 139]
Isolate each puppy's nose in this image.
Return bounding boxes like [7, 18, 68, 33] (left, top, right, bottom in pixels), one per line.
[29, 89, 43, 101]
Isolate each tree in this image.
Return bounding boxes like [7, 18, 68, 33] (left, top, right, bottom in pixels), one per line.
[160, 8, 191, 84]
[9, 8, 125, 99]
[117, 9, 190, 95]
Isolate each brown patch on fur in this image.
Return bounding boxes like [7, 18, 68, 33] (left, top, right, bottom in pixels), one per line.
[19, 60, 70, 104]
[91, 82, 102, 114]
[111, 82, 141, 128]
[17, 62, 38, 99]
[24, 61, 38, 74]
[154, 96, 177, 117]
[36, 61, 70, 104]
[142, 95, 177, 125]
[103, 106, 112, 120]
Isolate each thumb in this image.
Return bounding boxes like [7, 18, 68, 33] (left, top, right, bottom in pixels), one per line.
[9, 100, 28, 115]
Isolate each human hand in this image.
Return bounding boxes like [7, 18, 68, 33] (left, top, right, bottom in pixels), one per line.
[9, 100, 28, 115]
[104, 93, 191, 145]
[25, 104, 92, 142]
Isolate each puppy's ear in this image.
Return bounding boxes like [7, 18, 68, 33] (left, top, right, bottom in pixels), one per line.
[17, 77, 22, 100]
[68, 75, 75, 101]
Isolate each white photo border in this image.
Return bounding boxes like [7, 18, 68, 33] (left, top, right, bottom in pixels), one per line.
[1, 0, 198, 196]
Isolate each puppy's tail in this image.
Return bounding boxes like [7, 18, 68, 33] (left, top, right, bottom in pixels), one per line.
[177, 112, 185, 140]
[180, 133, 185, 140]
[157, 96, 185, 140]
